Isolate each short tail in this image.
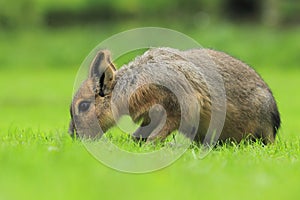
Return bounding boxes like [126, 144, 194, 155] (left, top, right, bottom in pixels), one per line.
[271, 107, 281, 137]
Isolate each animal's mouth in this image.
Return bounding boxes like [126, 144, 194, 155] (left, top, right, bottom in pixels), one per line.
[68, 118, 105, 139]
[68, 119, 78, 139]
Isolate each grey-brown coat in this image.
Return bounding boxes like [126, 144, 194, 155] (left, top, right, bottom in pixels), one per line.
[69, 47, 280, 144]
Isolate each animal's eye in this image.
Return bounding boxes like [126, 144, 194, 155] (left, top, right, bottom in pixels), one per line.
[78, 101, 91, 112]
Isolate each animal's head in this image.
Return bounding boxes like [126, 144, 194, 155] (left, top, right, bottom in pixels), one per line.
[69, 50, 117, 139]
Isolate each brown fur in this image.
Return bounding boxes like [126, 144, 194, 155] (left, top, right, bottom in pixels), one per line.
[69, 47, 280, 144]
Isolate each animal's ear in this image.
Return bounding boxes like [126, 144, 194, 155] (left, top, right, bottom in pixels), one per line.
[89, 50, 116, 96]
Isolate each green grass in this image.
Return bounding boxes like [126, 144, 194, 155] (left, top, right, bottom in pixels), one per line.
[0, 23, 300, 200]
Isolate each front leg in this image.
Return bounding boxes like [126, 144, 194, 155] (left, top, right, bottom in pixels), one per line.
[132, 104, 169, 141]
[132, 120, 151, 141]
[146, 118, 178, 142]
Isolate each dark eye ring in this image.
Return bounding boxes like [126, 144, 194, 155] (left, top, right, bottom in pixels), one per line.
[78, 101, 91, 112]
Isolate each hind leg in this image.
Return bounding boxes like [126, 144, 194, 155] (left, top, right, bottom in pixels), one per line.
[254, 125, 275, 144]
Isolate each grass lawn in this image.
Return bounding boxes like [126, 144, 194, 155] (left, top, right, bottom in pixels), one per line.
[0, 23, 299, 200]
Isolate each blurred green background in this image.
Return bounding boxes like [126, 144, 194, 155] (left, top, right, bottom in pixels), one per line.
[0, 0, 300, 200]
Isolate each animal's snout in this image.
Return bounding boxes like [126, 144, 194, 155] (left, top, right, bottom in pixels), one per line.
[68, 119, 77, 138]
